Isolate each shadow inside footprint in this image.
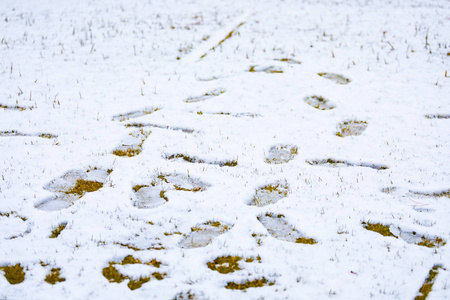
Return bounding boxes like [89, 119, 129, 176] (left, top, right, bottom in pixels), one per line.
[257, 213, 317, 244]
[318, 72, 350, 84]
[304, 95, 335, 110]
[336, 120, 367, 137]
[265, 144, 298, 164]
[179, 221, 232, 249]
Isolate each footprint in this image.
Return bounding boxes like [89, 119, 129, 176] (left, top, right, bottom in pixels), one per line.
[306, 159, 388, 170]
[0, 131, 57, 139]
[207, 255, 261, 274]
[248, 180, 289, 207]
[111, 107, 159, 122]
[0, 211, 30, 240]
[249, 65, 283, 73]
[362, 222, 446, 248]
[425, 114, 450, 119]
[125, 123, 196, 134]
[225, 277, 275, 290]
[179, 221, 232, 248]
[0, 264, 25, 285]
[113, 130, 149, 157]
[409, 189, 450, 198]
[336, 120, 367, 137]
[265, 144, 298, 164]
[185, 88, 225, 103]
[132, 184, 168, 209]
[318, 72, 350, 84]
[132, 173, 209, 209]
[304, 95, 335, 110]
[257, 213, 317, 244]
[35, 168, 109, 211]
[103, 255, 166, 290]
[273, 58, 301, 64]
[165, 153, 237, 167]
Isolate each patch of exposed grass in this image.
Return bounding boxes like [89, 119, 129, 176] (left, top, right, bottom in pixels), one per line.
[415, 265, 444, 300]
[295, 237, 318, 244]
[132, 184, 148, 192]
[49, 222, 67, 238]
[0, 211, 27, 221]
[225, 277, 274, 290]
[45, 268, 65, 284]
[207, 256, 242, 274]
[362, 222, 397, 238]
[113, 148, 142, 157]
[417, 237, 446, 248]
[38, 133, 57, 139]
[0, 264, 25, 284]
[65, 179, 103, 196]
[102, 255, 165, 290]
[128, 277, 151, 290]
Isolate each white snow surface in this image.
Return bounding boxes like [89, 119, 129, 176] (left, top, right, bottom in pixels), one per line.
[1, 0, 450, 299]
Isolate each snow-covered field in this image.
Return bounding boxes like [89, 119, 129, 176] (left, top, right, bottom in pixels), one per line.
[1, 0, 449, 299]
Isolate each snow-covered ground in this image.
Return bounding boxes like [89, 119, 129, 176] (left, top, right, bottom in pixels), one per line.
[1, 0, 449, 299]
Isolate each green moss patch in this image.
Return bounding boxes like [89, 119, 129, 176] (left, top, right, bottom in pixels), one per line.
[362, 222, 397, 238]
[49, 222, 67, 238]
[45, 268, 66, 284]
[207, 256, 242, 274]
[0, 264, 25, 284]
[65, 179, 103, 196]
[102, 255, 166, 290]
[225, 277, 274, 290]
[415, 265, 444, 300]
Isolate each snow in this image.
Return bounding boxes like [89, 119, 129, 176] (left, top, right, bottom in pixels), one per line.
[1, 0, 449, 299]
